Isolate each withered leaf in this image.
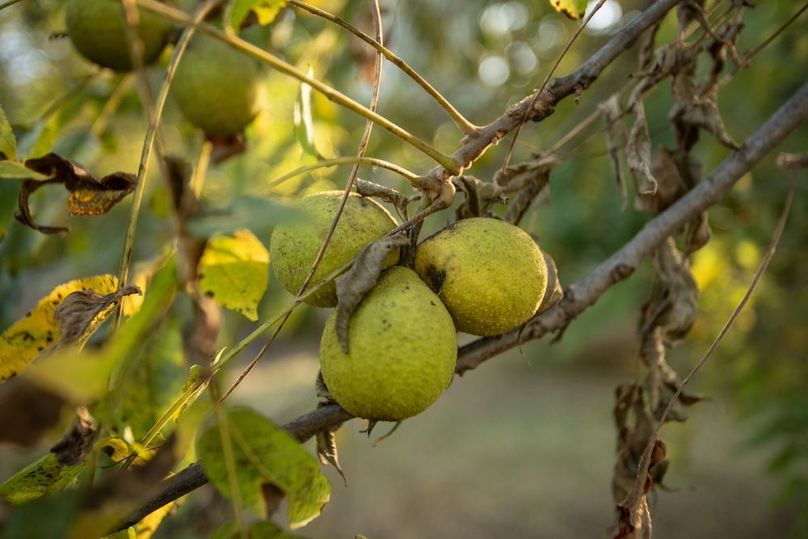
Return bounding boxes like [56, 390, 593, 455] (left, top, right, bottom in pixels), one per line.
[599, 95, 628, 207]
[453, 175, 501, 220]
[536, 249, 563, 315]
[499, 154, 558, 225]
[626, 102, 657, 197]
[335, 233, 409, 353]
[54, 285, 141, 348]
[314, 372, 346, 483]
[672, 98, 739, 150]
[635, 147, 687, 215]
[0, 378, 66, 447]
[50, 406, 98, 466]
[14, 153, 136, 234]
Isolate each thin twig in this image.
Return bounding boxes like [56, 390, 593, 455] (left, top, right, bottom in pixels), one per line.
[623, 165, 798, 520]
[260, 156, 421, 194]
[289, 0, 478, 134]
[221, 0, 387, 401]
[497, 0, 608, 175]
[119, 77, 808, 533]
[135, 0, 459, 172]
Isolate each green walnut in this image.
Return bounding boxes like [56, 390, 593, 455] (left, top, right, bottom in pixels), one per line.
[320, 267, 457, 421]
[172, 34, 262, 137]
[65, 0, 172, 72]
[269, 191, 398, 307]
[414, 217, 547, 336]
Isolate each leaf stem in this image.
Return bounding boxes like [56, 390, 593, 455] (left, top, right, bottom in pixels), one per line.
[135, 0, 458, 172]
[261, 156, 421, 193]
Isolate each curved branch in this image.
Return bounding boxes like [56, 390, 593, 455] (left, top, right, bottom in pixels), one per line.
[421, 0, 685, 189]
[118, 79, 808, 533]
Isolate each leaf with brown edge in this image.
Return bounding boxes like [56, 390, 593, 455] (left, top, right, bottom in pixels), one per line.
[0, 274, 119, 382]
[50, 406, 98, 466]
[54, 285, 141, 349]
[13, 153, 136, 234]
[335, 233, 409, 353]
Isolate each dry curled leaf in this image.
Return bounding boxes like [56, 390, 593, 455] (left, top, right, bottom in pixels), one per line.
[13, 153, 136, 234]
[54, 285, 141, 348]
[626, 102, 657, 197]
[599, 95, 628, 206]
[453, 175, 502, 219]
[50, 406, 98, 466]
[498, 154, 558, 225]
[635, 147, 687, 214]
[536, 250, 563, 315]
[315, 373, 347, 485]
[334, 233, 409, 353]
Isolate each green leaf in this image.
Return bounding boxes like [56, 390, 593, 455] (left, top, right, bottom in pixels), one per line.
[0, 160, 50, 180]
[213, 520, 307, 539]
[293, 71, 322, 159]
[547, 0, 587, 20]
[199, 229, 270, 321]
[113, 320, 186, 439]
[197, 407, 330, 529]
[0, 105, 17, 160]
[0, 453, 83, 505]
[229, 0, 288, 32]
[24, 263, 177, 403]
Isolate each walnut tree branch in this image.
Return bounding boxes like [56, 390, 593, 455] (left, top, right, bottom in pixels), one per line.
[119, 80, 808, 533]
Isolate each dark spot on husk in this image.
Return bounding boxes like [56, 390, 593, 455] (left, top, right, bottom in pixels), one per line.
[425, 265, 446, 294]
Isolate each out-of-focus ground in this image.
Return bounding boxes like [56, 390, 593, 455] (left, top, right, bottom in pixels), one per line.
[226, 334, 797, 539]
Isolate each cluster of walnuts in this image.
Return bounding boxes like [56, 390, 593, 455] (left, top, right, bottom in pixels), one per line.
[270, 192, 548, 422]
[64, 0, 550, 424]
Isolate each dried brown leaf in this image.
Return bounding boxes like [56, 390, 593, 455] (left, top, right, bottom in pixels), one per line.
[673, 98, 740, 150]
[354, 179, 411, 219]
[54, 286, 141, 348]
[626, 102, 657, 196]
[335, 233, 409, 353]
[536, 250, 563, 315]
[50, 406, 98, 465]
[599, 95, 628, 206]
[635, 147, 688, 214]
[14, 153, 136, 234]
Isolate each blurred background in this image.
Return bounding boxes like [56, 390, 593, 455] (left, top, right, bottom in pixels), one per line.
[1, 0, 806, 537]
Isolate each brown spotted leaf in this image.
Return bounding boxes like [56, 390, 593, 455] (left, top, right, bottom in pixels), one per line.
[13, 153, 136, 234]
[335, 233, 409, 353]
[54, 285, 141, 348]
[50, 406, 98, 466]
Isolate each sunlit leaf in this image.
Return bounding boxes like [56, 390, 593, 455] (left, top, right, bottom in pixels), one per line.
[0, 275, 119, 382]
[548, 0, 587, 20]
[229, 0, 288, 31]
[198, 229, 269, 321]
[0, 104, 16, 160]
[0, 160, 49, 180]
[105, 499, 178, 539]
[294, 71, 322, 159]
[0, 453, 83, 505]
[24, 264, 177, 404]
[197, 407, 330, 528]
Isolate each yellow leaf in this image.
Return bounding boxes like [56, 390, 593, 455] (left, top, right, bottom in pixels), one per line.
[548, 0, 587, 20]
[0, 275, 118, 382]
[198, 229, 270, 321]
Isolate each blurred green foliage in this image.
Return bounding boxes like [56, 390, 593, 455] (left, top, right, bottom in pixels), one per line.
[0, 0, 806, 534]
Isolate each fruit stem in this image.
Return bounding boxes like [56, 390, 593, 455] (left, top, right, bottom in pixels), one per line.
[135, 0, 462, 173]
[262, 157, 423, 193]
[288, 0, 480, 136]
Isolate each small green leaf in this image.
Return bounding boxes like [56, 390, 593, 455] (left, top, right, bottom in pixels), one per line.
[0, 106, 17, 161]
[293, 71, 322, 159]
[198, 229, 270, 321]
[0, 453, 83, 505]
[197, 407, 330, 528]
[0, 160, 50, 180]
[547, 0, 587, 20]
[229, 0, 288, 32]
[213, 520, 306, 539]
